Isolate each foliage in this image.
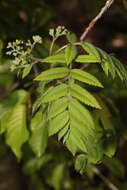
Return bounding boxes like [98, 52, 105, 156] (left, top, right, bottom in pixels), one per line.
[0, 25, 126, 184]
[0, 1, 127, 188]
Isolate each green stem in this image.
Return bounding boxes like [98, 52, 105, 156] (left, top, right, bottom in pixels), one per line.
[49, 38, 56, 56]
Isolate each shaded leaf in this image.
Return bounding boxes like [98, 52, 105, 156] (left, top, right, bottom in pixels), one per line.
[22, 65, 32, 79]
[103, 157, 125, 177]
[75, 154, 88, 174]
[67, 32, 77, 43]
[29, 124, 48, 157]
[6, 104, 29, 159]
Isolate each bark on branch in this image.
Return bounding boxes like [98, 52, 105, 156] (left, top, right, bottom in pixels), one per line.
[80, 0, 115, 41]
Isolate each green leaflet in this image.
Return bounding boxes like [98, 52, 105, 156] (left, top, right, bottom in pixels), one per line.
[42, 53, 66, 63]
[41, 84, 68, 103]
[29, 110, 48, 157]
[29, 125, 48, 157]
[48, 97, 68, 119]
[66, 32, 77, 43]
[69, 98, 95, 129]
[65, 98, 95, 155]
[65, 127, 87, 155]
[58, 123, 69, 141]
[48, 111, 69, 136]
[76, 42, 101, 63]
[80, 42, 101, 60]
[111, 56, 127, 82]
[103, 134, 116, 157]
[75, 154, 88, 174]
[0, 108, 12, 134]
[95, 95, 114, 132]
[22, 65, 32, 79]
[1, 89, 28, 107]
[30, 111, 43, 131]
[47, 163, 66, 190]
[70, 84, 101, 109]
[65, 44, 77, 65]
[97, 47, 127, 82]
[70, 69, 103, 87]
[97, 48, 116, 78]
[6, 104, 29, 159]
[76, 54, 99, 63]
[87, 135, 104, 164]
[65, 132, 81, 156]
[23, 154, 53, 175]
[103, 157, 125, 178]
[34, 67, 69, 81]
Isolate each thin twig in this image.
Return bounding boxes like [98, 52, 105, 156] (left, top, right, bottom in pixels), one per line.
[80, 0, 114, 41]
[92, 166, 119, 190]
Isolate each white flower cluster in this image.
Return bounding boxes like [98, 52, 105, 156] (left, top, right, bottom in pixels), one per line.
[6, 36, 42, 71]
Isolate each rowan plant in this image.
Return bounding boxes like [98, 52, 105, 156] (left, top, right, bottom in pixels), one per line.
[1, 1, 127, 189]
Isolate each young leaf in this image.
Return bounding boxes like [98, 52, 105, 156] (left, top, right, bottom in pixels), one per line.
[65, 44, 77, 65]
[70, 84, 101, 109]
[48, 111, 69, 136]
[70, 69, 103, 87]
[34, 67, 69, 81]
[103, 134, 116, 157]
[97, 48, 115, 77]
[66, 32, 77, 43]
[80, 42, 101, 61]
[6, 104, 29, 159]
[111, 55, 127, 82]
[75, 154, 88, 174]
[41, 84, 68, 103]
[22, 65, 32, 79]
[29, 122, 48, 157]
[48, 97, 68, 119]
[42, 53, 66, 63]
